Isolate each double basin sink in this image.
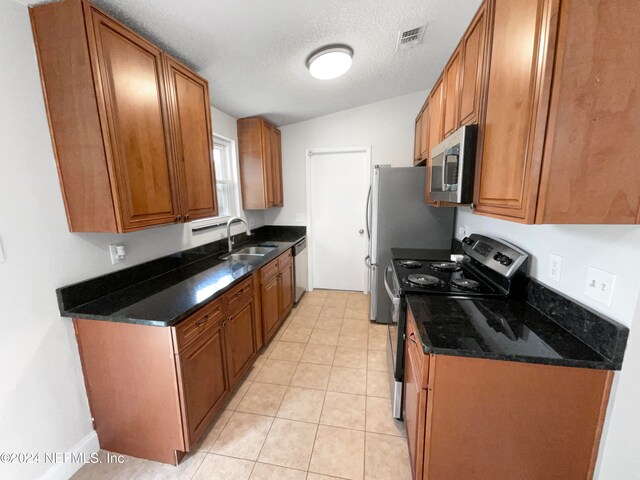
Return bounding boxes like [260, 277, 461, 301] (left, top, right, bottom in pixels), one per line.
[221, 245, 278, 261]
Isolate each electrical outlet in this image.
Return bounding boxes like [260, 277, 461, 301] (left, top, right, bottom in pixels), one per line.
[548, 254, 563, 282]
[109, 243, 126, 265]
[248, 218, 255, 227]
[584, 266, 616, 307]
[457, 226, 467, 238]
[295, 213, 305, 223]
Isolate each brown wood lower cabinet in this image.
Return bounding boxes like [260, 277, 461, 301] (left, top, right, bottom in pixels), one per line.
[175, 319, 227, 449]
[73, 271, 266, 465]
[261, 274, 280, 342]
[260, 250, 294, 344]
[405, 308, 613, 480]
[223, 301, 257, 387]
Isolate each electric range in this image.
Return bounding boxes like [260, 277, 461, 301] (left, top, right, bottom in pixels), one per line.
[385, 234, 529, 419]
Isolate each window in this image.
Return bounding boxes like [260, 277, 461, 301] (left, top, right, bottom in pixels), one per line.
[191, 134, 240, 229]
[213, 141, 233, 217]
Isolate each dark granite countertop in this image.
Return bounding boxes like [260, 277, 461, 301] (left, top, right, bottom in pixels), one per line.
[407, 295, 617, 369]
[57, 226, 305, 327]
[400, 245, 628, 371]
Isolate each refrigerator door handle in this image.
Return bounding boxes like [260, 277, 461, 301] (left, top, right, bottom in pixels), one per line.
[365, 185, 372, 240]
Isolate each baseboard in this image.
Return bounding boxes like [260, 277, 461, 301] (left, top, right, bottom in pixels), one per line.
[38, 431, 99, 480]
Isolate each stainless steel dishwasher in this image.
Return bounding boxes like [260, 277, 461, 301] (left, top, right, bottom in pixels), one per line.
[293, 238, 308, 303]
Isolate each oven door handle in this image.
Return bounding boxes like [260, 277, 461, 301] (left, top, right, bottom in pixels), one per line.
[384, 267, 400, 307]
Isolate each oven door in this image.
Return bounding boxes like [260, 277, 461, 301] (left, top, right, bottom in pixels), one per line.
[384, 266, 405, 419]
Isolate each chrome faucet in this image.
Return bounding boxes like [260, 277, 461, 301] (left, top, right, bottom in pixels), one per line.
[226, 216, 252, 252]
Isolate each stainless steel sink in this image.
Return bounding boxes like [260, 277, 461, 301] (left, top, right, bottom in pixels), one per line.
[221, 245, 277, 261]
[235, 246, 277, 255]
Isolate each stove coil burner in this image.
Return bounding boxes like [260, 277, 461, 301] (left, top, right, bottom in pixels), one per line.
[406, 274, 444, 288]
[398, 260, 422, 269]
[451, 278, 481, 291]
[429, 261, 462, 272]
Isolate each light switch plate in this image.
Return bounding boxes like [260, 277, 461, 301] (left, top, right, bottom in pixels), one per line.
[548, 254, 563, 282]
[584, 266, 616, 307]
[457, 226, 467, 238]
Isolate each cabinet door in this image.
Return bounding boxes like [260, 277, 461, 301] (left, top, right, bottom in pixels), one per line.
[459, 3, 487, 126]
[175, 322, 227, 447]
[261, 275, 280, 342]
[278, 262, 294, 320]
[428, 78, 445, 158]
[414, 114, 423, 164]
[270, 127, 283, 206]
[420, 101, 430, 159]
[443, 46, 462, 137]
[224, 302, 257, 387]
[474, 0, 550, 221]
[89, 9, 180, 231]
[261, 122, 275, 207]
[165, 57, 218, 221]
[403, 338, 428, 480]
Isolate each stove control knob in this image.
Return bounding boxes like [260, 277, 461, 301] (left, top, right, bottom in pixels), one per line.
[462, 236, 473, 245]
[499, 256, 513, 266]
[493, 252, 503, 261]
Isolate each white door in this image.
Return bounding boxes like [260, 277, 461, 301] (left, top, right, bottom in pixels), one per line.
[309, 148, 369, 292]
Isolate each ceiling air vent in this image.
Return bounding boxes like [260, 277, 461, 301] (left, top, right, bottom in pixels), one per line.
[396, 25, 426, 51]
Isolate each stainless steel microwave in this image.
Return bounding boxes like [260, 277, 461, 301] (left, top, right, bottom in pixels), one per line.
[428, 124, 477, 204]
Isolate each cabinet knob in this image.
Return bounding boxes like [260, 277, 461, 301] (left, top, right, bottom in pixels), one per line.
[185, 214, 190, 221]
[175, 215, 182, 222]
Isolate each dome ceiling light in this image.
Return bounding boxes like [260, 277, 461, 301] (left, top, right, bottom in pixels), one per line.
[306, 45, 354, 80]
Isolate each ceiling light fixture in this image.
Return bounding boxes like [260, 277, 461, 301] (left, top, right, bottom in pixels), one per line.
[306, 45, 354, 80]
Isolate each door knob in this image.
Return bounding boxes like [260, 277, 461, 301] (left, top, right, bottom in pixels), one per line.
[359, 229, 364, 235]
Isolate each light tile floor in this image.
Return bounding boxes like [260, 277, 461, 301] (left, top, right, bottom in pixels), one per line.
[72, 290, 412, 480]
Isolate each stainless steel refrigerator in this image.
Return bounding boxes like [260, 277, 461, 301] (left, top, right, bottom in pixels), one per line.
[366, 165, 454, 324]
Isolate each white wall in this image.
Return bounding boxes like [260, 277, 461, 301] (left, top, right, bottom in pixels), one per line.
[454, 208, 640, 479]
[265, 90, 428, 225]
[0, 2, 260, 478]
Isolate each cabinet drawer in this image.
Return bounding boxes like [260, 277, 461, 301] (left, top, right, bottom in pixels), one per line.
[277, 250, 292, 269]
[260, 257, 280, 283]
[407, 308, 430, 389]
[173, 297, 225, 353]
[224, 276, 253, 312]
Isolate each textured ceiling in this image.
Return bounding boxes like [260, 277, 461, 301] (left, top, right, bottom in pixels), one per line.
[25, 0, 483, 126]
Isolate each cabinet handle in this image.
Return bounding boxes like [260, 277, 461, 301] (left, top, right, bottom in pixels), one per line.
[185, 214, 190, 221]
[227, 315, 233, 322]
[234, 289, 243, 297]
[196, 316, 208, 327]
[408, 332, 417, 345]
[175, 215, 182, 222]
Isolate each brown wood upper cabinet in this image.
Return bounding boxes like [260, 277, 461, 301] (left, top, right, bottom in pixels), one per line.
[30, 0, 217, 232]
[237, 117, 284, 209]
[413, 100, 430, 165]
[427, 77, 445, 158]
[413, 112, 423, 165]
[474, 0, 640, 223]
[459, 3, 487, 126]
[165, 57, 218, 221]
[443, 45, 462, 137]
